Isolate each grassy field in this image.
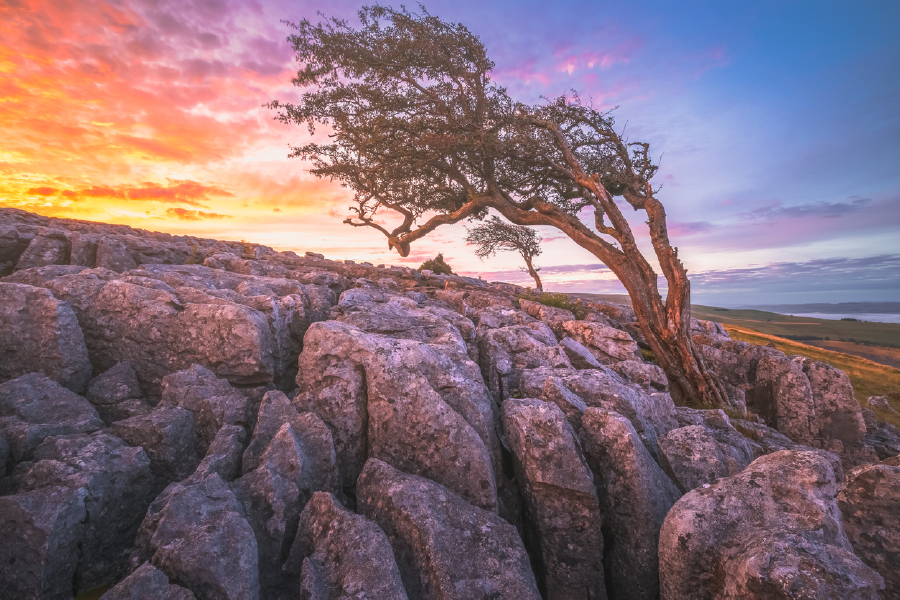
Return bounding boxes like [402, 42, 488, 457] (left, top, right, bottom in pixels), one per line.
[692, 305, 900, 348]
[723, 325, 900, 428]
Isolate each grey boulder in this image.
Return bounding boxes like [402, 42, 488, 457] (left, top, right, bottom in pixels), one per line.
[0, 282, 92, 393]
[296, 320, 498, 511]
[14, 432, 155, 593]
[579, 408, 681, 600]
[133, 472, 260, 600]
[659, 450, 884, 599]
[86, 361, 148, 424]
[284, 491, 408, 599]
[100, 562, 196, 599]
[837, 462, 900, 596]
[111, 406, 201, 485]
[158, 365, 252, 453]
[357, 458, 541, 600]
[0, 372, 104, 462]
[502, 398, 606, 600]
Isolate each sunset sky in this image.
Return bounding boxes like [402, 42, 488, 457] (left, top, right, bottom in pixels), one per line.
[2, 0, 898, 305]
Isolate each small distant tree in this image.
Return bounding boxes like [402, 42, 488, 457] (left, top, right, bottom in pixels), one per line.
[270, 5, 730, 408]
[466, 216, 543, 291]
[419, 253, 453, 275]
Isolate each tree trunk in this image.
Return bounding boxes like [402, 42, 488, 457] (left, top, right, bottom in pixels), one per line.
[615, 255, 729, 408]
[483, 195, 730, 409]
[524, 256, 542, 291]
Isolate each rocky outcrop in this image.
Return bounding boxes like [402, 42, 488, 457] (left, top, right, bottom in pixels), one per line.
[85, 362, 150, 424]
[560, 320, 641, 364]
[659, 450, 884, 599]
[0, 485, 87, 600]
[157, 365, 252, 453]
[0, 208, 892, 600]
[6, 432, 155, 594]
[0, 373, 104, 463]
[296, 320, 499, 511]
[357, 459, 541, 600]
[519, 368, 678, 459]
[837, 462, 900, 596]
[579, 408, 681, 600]
[657, 411, 755, 493]
[284, 491, 408, 599]
[100, 562, 196, 600]
[502, 398, 605, 599]
[478, 321, 572, 401]
[111, 407, 200, 485]
[232, 407, 340, 595]
[0, 282, 92, 393]
[133, 472, 260, 600]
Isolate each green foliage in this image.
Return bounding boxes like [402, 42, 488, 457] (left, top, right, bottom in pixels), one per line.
[518, 290, 588, 320]
[640, 347, 657, 364]
[419, 253, 454, 275]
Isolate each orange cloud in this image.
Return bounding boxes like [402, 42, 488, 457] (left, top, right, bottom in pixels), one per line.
[26, 187, 57, 195]
[165, 208, 233, 221]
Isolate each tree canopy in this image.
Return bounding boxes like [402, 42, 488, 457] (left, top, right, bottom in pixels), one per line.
[270, 5, 732, 408]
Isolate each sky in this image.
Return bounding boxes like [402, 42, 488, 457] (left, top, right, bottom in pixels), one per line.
[1, 0, 898, 306]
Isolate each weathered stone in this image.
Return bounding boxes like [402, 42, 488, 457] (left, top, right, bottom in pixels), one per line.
[658, 422, 755, 493]
[472, 306, 536, 331]
[864, 421, 900, 461]
[19, 432, 155, 593]
[585, 300, 635, 324]
[0, 373, 104, 461]
[158, 365, 251, 453]
[69, 231, 99, 267]
[502, 398, 605, 600]
[837, 463, 900, 596]
[296, 320, 498, 510]
[559, 336, 603, 369]
[86, 362, 146, 423]
[518, 298, 576, 338]
[357, 459, 541, 600]
[803, 359, 867, 447]
[96, 236, 138, 273]
[659, 450, 884, 599]
[560, 320, 640, 364]
[15, 229, 70, 271]
[609, 359, 668, 391]
[100, 562, 196, 600]
[111, 407, 200, 484]
[519, 368, 678, 459]
[540, 376, 587, 431]
[335, 287, 474, 360]
[233, 422, 321, 595]
[861, 407, 878, 431]
[0, 435, 8, 476]
[193, 425, 245, 482]
[284, 491, 408, 600]
[133, 472, 260, 600]
[0, 224, 33, 276]
[730, 418, 804, 458]
[477, 322, 572, 401]
[0, 282, 92, 392]
[86, 361, 142, 406]
[579, 408, 681, 600]
[0, 485, 87, 600]
[751, 355, 819, 445]
[35, 274, 275, 393]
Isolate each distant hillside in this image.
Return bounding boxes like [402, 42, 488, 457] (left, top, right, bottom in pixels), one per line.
[693, 304, 900, 369]
[740, 302, 900, 314]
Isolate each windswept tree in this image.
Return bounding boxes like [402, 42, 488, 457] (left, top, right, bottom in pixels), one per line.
[269, 5, 730, 407]
[466, 216, 543, 291]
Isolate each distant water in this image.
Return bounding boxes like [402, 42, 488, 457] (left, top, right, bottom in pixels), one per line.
[791, 313, 900, 324]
